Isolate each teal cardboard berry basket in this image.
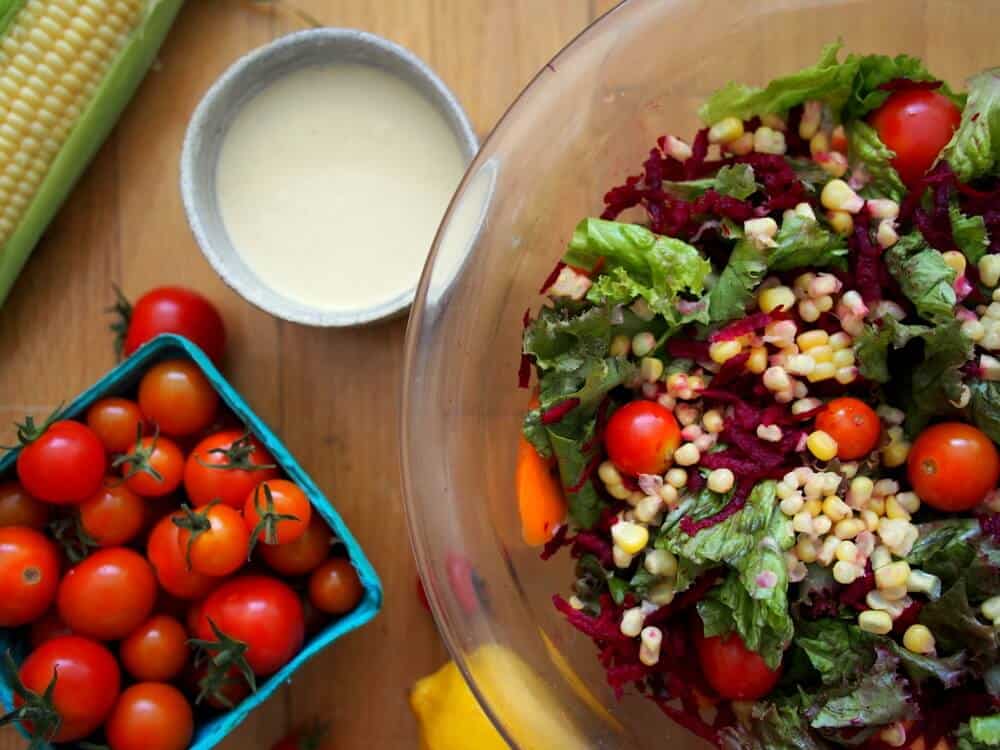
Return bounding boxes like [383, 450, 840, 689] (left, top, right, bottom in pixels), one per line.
[0, 333, 382, 749]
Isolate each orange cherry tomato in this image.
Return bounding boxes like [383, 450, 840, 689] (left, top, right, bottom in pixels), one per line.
[58, 547, 157, 640]
[146, 513, 220, 600]
[184, 429, 280, 508]
[259, 514, 333, 576]
[174, 503, 250, 578]
[119, 434, 184, 497]
[86, 397, 145, 454]
[908, 422, 1000, 511]
[693, 625, 782, 700]
[120, 614, 189, 682]
[105, 682, 194, 750]
[0, 527, 61, 627]
[138, 359, 219, 438]
[814, 397, 881, 460]
[243, 480, 312, 546]
[515, 436, 567, 546]
[79, 481, 146, 547]
[0, 481, 50, 529]
[870, 88, 962, 187]
[605, 400, 681, 476]
[308, 557, 364, 615]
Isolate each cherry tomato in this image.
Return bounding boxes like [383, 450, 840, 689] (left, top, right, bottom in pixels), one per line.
[694, 626, 782, 700]
[194, 575, 305, 676]
[308, 557, 364, 615]
[272, 723, 330, 750]
[244, 480, 312, 546]
[16, 419, 106, 504]
[105, 682, 194, 750]
[908, 422, 1000, 511]
[120, 286, 226, 364]
[79, 481, 146, 547]
[58, 547, 157, 640]
[146, 513, 220, 600]
[120, 614, 190, 683]
[259, 515, 333, 576]
[29, 611, 73, 649]
[16, 636, 120, 742]
[86, 398, 145, 454]
[0, 527, 60, 627]
[184, 429, 280, 508]
[814, 397, 881, 460]
[138, 360, 219, 438]
[0, 481, 50, 529]
[869, 88, 961, 187]
[605, 400, 681, 476]
[175, 503, 250, 577]
[119, 434, 184, 497]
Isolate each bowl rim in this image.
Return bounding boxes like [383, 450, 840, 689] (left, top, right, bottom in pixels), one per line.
[180, 27, 479, 328]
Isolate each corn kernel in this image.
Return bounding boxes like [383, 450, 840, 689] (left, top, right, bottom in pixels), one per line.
[903, 624, 935, 655]
[763, 366, 792, 392]
[701, 410, 723, 434]
[611, 521, 650, 556]
[798, 299, 820, 322]
[979, 254, 1000, 288]
[821, 179, 864, 213]
[867, 199, 900, 220]
[830, 348, 854, 368]
[833, 560, 861, 584]
[709, 340, 742, 365]
[796, 330, 828, 351]
[835, 540, 858, 563]
[826, 209, 854, 235]
[707, 468, 735, 494]
[641, 357, 665, 383]
[609, 334, 631, 357]
[635, 495, 664, 523]
[871, 545, 893, 571]
[725, 132, 754, 156]
[648, 582, 675, 606]
[779, 494, 805, 516]
[809, 131, 829, 156]
[858, 609, 893, 635]
[813, 515, 832, 535]
[796, 535, 818, 563]
[814, 294, 834, 313]
[598, 461, 621, 486]
[982, 595, 1000, 622]
[665, 468, 688, 488]
[753, 126, 786, 155]
[876, 220, 899, 248]
[792, 511, 814, 535]
[785, 354, 815, 376]
[876, 560, 911, 589]
[942, 250, 967, 275]
[807, 362, 837, 382]
[658, 483, 679, 505]
[758, 285, 795, 313]
[708, 116, 744, 145]
[639, 626, 662, 666]
[884, 496, 911, 521]
[861, 510, 880, 531]
[834, 518, 865, 540]
[906, 569, 941, 599]
[873, 479, 899, 497]
[881, 441, 910, 468]
[632, 332, 655, 357]
[620, 607, 645, 637]
[867, 590, 909, 618]
[607, 483, 631, 500]
[664, 135, 693, 161]
[674, 443, 700, 467]
[612, 545, 633, 568]
[880, 722, 907, 748]
[817, 536, 840, 567]
[881, 585, 909, 602]
[644, 549, 678, 578]
[803, 497, 823, 518]
[822, 495, 851, 523]
[799, 100, 822, 140]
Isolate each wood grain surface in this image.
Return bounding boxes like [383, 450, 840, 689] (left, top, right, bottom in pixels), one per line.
[0, 1, 603, 748]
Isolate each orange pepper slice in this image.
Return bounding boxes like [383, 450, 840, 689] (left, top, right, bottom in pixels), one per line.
[516, 436, 567, 547]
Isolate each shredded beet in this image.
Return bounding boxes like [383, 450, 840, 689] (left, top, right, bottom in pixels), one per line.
[679, 478, 754, 535]
[553, 595, 629, 642]
[848, 211, 886, 305]
[651, 696, 720, 745]
[518, 353, 532, 389]
[979, 513, 1000, 544]
[538, 262, 566, 294]
[571, 531, 613, 567]
[666, 338, 710, 361]
[709, 310, 782, 342]
[684, 128, 710, 179]
[918, 690, 996, 748]
[712, 351, 751, 387]
[840, 560, 875, 611]
[566, 453, 602, 493]
[878, 77, 943, 93]
[541, 398, 580, 425]
[892, 599, 924, 635]
[540, 524, 571, 560]
[645, 570, 724, 626]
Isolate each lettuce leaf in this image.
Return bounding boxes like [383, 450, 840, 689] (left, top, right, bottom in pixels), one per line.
[663, 163, 759, 200]
[719, 694, 830, 750]
[842, 53, 963, 122]
[768, 214, 849, 272]
[523, 303, 614, 374]
[952, 205, 990, 264]
[885, 233, 957, 324]
[898, 319, 973, 434]
[956, 716, 1000, 749]
[708, 236, 768, 323]
[920, 579, 997, 668]
[941, 67, 1000, 181]
[795, 619, 871, 686]
[854, 318, 931, 384]
[846, 120, 907, 201]
[969, 378, 1000, 445]
[907, 518, 980, 588]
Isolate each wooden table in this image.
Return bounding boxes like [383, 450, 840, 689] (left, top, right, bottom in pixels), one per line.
[0, 1, 613, 747]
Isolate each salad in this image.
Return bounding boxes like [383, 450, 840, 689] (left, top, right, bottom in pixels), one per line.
[517, 45, 1000, 749]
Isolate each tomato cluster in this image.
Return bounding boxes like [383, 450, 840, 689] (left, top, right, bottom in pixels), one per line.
[0, 358, 364, 750]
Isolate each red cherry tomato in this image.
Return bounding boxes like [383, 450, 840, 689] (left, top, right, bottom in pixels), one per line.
[869, 89, 961, 186]
[908, 422, 1000, 511]
[194, 575, 305, 676]
[120, 286, 226, 364]
[259, 514, 333, 576]
[694, 626, 782, 700]
[175, 503, 250, 578]
[814, 397, 881, 460]
[146, 513, 220, 600]
[105, 682, 194, 750]
[58, 547, 157, 640]
[86, 398, 145, 454]
[138, 360, 219, 438]
[119, 434, 184, 497]
[16, 419, 106, 504]
[0, 481, 50, 529]
[243, 480, 312, 546]
[79, 481, 146, 547]
[0, 527, 61, 627]
[184, 430, 280, 508]
[29, 610, 73, 649]
[308, 557, 364, 615]
[16, 636, 120, 743]
[605, 400, 681, 476]
[120, 614, 190, 682]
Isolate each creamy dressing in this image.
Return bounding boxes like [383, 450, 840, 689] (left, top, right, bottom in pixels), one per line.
[216, 64, 467, 311]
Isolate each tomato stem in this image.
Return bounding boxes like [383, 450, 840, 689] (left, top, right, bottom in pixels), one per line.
[188, 618, 257, 706]
[112, 425, 164, 483]
[0, 652, 62, 749]
[197, 429, 277, 472]
[246, 483, 300, 556]
[172, 501, 218, 570]
[5, 404, 64, 449]
[48, 515, 98, 563]
[105, 284, 132, 361]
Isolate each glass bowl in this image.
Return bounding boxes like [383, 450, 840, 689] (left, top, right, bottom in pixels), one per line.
[402, 1, 995, 747]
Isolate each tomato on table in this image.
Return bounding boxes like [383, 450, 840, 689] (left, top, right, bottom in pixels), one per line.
[184, 429, 280, 508]
[516, 436, 566, 546]
[260, 514, 333, 576]
[0, 481, 50, 529]
[117, 433, 184, 497]
[869, 88, 962, 186]
[138, 359, 219, 438]
[105, 682, 194, 750]
[120, 614, 189, 682]
[814, 397, 881, 460]
[79, 481, 146, 546]
[193, 575, 305, 676]
[693, 625, 782, 701]
[308, 557, 364, 615]
[174, 502, 250, 577]
[115, 286, 226, 364]
[146, 513, 220, 600]
[0, 527, 60, 627]
[244, 479, 312, 547]
[908, 422, 1000, 511]
[57, 547, 157, 640]
[15, 418, 106, 504]
[605, 400, 681, 476]
[86, 397, 145, 454]
[12, 635, 120, 743]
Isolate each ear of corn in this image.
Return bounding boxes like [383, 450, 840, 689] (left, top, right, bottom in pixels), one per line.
[0, 0, 185, 306]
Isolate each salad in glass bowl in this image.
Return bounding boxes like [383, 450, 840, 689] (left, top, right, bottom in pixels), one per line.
[518, 44, 1000, 749]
